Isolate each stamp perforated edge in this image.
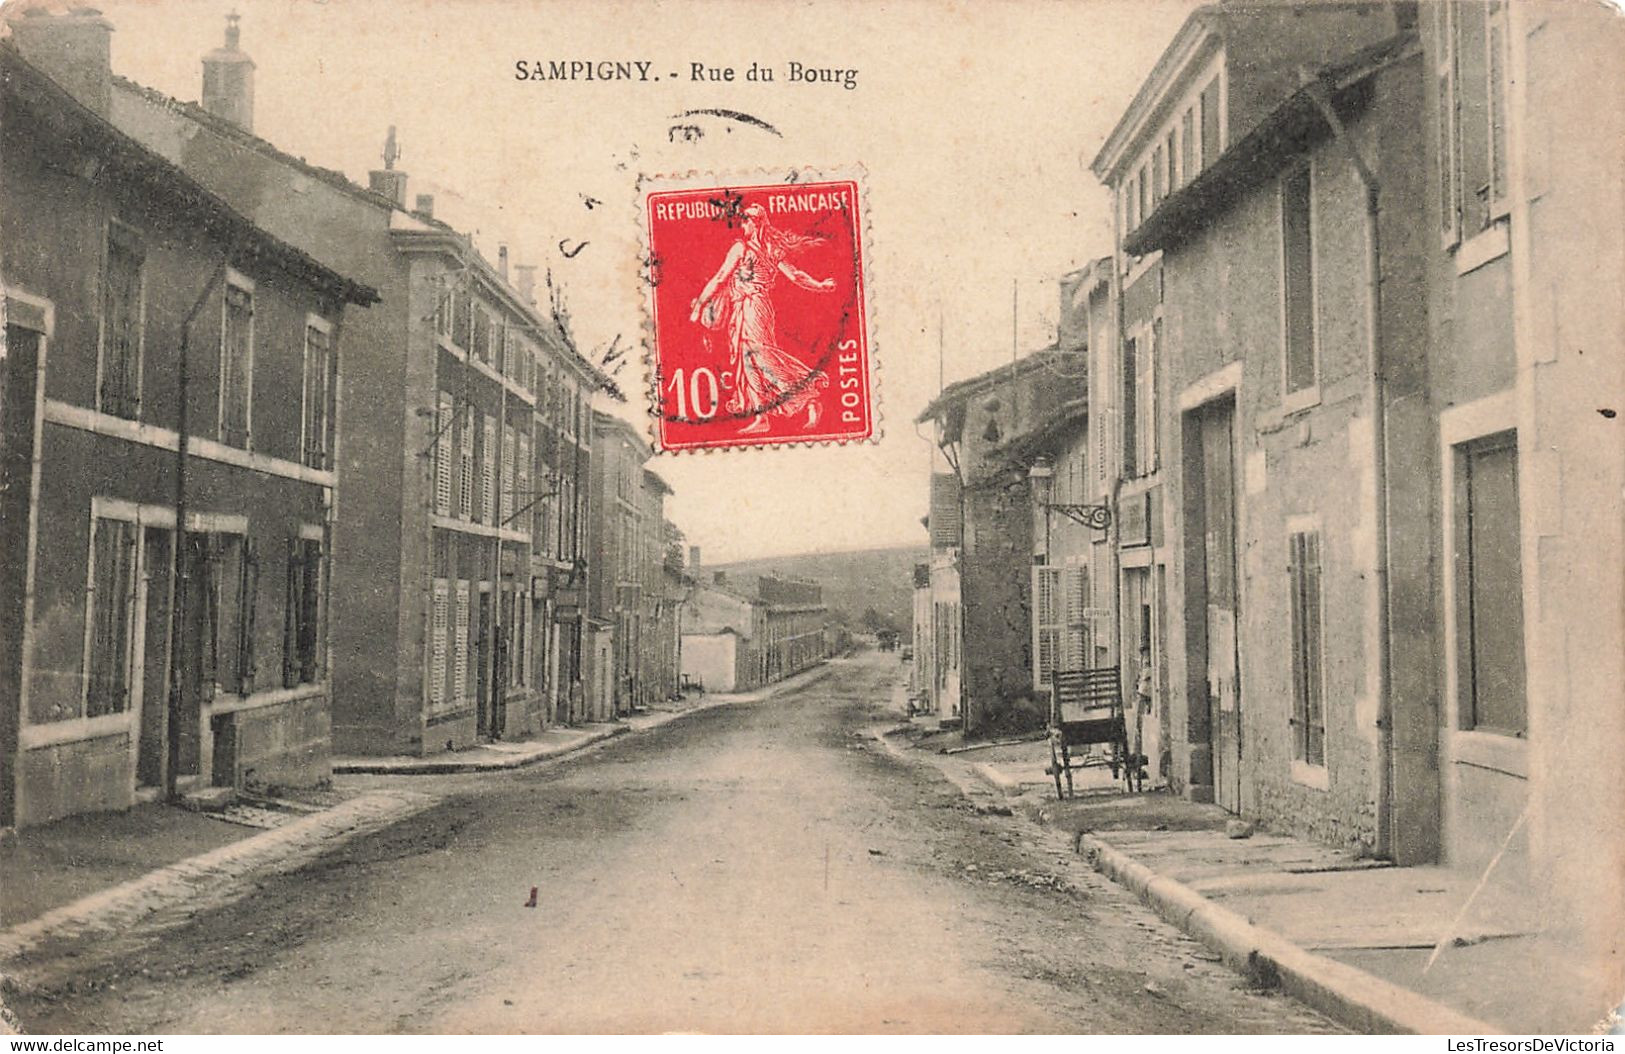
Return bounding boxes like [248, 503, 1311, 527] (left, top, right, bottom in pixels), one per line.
[630, 163, 880, 456]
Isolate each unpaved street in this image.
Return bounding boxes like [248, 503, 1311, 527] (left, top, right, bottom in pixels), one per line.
[9, 654, 1337, 1034]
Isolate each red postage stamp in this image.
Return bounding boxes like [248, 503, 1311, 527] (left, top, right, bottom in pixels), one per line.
[641, 172, 874, 451]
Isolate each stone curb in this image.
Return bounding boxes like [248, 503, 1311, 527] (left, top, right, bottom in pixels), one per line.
[1076, 832, 1502, 1035]
[334, 726, 630, 775]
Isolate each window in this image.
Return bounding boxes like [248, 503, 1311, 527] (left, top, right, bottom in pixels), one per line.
[100, 222, 144, 420]
[1288, 528, 1326, 767]
[515, 432, 531, 536]
[1121, 333, 1139, 477]
[1165, 130, 1178, 192]
[302, 317, 332, 470]
[198, 532, 257, 696]
[1180, 107, 1196, 183]
[220, 275, 254, 448]
[283, 535, 323, 687]
[1064, 565, 1089, 672]
[1137, 164, 1149, 229]
[85, 516, 139, 716]
[1437, 0, 1510, 242]
[1200, 75, 1222, 170]
[1281, 162, 1318, 400]
[1136, 319, 1160, 472]
[434, 392, 454, 516]
[454, 580, 471, 706]
[430, 578, 449, 711]
[1454, 433, 1526, 736]
[481, 413, 497, 524]
[458, 404, 475, 519]
[473, 307, 491, 365]
[501, 424, 517, 527]
[434, 278, 452, 339]
[453, 289, 472, 351]
[1152, 144, 1166, 206]
[1033, 565, 1062, 689]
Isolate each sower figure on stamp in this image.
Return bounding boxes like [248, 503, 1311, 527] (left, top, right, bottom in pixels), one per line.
[689, 203, 834, 435]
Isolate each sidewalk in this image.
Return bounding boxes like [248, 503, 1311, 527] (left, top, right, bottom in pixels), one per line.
[328, 661, 837, 775]
[886, 723, 1617, 1034]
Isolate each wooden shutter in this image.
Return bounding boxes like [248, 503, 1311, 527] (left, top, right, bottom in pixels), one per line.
[283, 537, 303, 688]
[481, 414, 497, 524]
[1436, 0, 1461, 246]
[430, 579, 449, 710]
[454, 581, 471, 705]
[459, 405, 475, 518]
[435, 393, 454, 515]
[1065, 565, 1089, 672]
[1288, 531, 1326, 766]
[237, 536, 259, 695]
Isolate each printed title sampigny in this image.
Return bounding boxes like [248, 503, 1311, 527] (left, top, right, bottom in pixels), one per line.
[513, 59, 859, 89]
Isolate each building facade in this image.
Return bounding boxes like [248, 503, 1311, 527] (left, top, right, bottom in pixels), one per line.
[916, 350, 1084, 735]
[1084, 0, 1625, 962]
[99, 14, 607, 755]
[756, 575, 828, 683]
[680, 574, 764, 695]
[0, 31, 375, 825]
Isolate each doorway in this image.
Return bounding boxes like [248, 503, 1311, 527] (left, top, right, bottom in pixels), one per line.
[1189, 397, 1241, 812]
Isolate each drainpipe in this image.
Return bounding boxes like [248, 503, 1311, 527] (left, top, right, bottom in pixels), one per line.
[165, 256, 231, 802]
[1304, 74, 1395, 859]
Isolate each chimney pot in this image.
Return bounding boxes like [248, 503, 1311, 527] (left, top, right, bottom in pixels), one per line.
[201, 11, 255, 131]
[9, 7, 115, 117]
[498, 245, 509, 281]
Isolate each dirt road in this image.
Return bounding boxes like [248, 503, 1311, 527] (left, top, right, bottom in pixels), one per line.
[8, 653, 1337, 1034]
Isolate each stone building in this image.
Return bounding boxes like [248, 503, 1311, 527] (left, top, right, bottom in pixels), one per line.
[1087, 0, 1625, 976]
[756, 575, 828, 683]
[916, 349, 1084, 735]
[97, 13, 608, 755]
[0, 31, 376, 825]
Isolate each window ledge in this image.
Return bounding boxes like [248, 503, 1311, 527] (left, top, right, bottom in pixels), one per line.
[1290, 759, 1329, 791]
[1455, 221, 1511, 276]
[1451, 727, 1528, 778]
[1281, 385, 1322, 417]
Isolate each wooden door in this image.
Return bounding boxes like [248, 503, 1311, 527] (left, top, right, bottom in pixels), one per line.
[1200, 401, 1242, 813]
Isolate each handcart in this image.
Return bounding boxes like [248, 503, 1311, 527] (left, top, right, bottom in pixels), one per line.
[1045, 667, 1142, 798]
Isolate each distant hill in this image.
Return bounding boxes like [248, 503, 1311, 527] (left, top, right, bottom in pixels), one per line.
[704, 544, 927, 634]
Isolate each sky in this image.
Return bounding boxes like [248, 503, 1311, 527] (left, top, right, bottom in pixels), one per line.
[75, 0, 1200, 563]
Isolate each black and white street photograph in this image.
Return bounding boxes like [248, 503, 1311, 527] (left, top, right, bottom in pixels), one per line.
[0, 0, 1620, 1039]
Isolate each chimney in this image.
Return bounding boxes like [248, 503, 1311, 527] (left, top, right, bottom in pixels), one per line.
[368, 125, 407, 206]
[413, 193, 435, 220]
[498, 244, 509, 281]
[9, 7, 115, 117]
[514, 264, 538, 306]
[689, 546, 701, 571]
[201, 11, 254, 130]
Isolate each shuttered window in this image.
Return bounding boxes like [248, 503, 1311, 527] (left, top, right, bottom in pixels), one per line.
[86, 517, 139, 717]
[1288, 529, 1326, 767]
[1438, 0, 1511, 241]
[458, 405, 475, 519]
[1281, 163, 1318, 398]
[100, 223, 144, 420]
[434, 392, 454, 516]
[283, 536, 322, 688]
[1200, 75, 1222, 171]
[1121, 334, 1139, 477]
[1033, 566, 1063, 689]
[1455, 434, 1527, 736]
[429, 579, 449, 711]
[515, 432, 532, 535]
[1064, 565, 1090, 672]
[220, 280, 254, 449]
[480, 414, 497, 524]
[501, 424, 517, 527]
[302, 320, 332, 470]
[453, 581, 471, 705]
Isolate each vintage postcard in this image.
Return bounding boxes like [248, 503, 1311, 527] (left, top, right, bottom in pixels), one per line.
[0, 0, 1621, 1040]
